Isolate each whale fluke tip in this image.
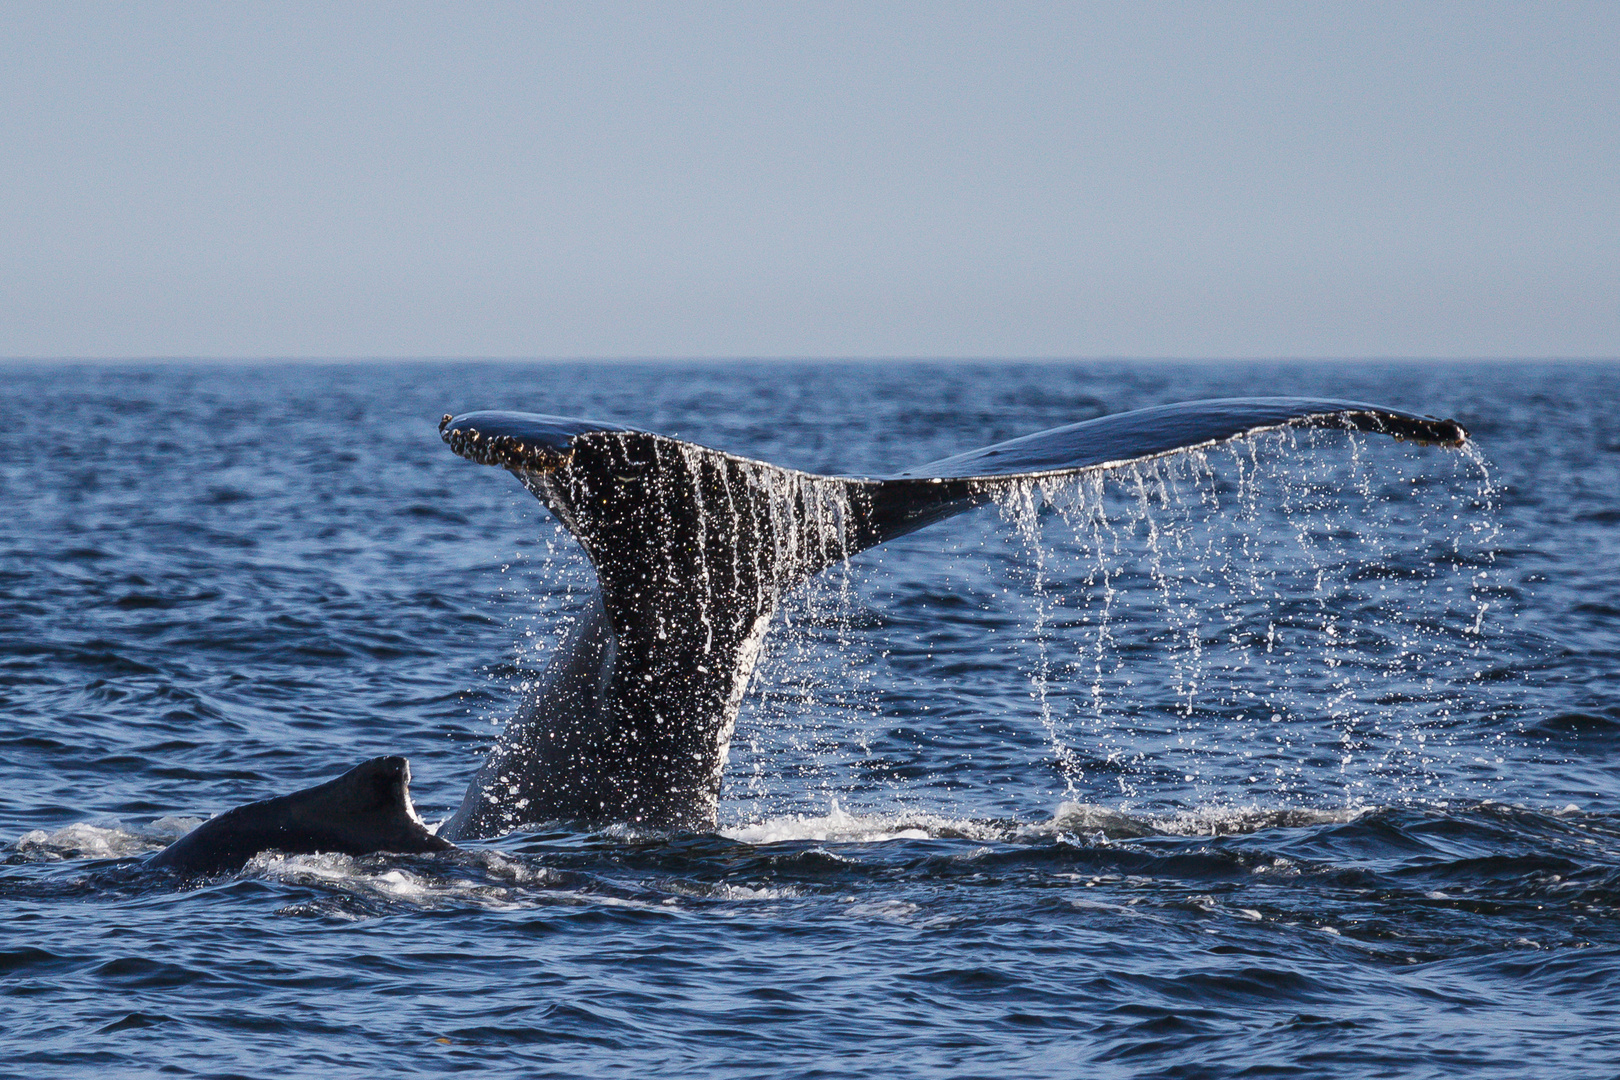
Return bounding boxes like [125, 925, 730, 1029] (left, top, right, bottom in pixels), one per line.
[440, 411, 634, 473]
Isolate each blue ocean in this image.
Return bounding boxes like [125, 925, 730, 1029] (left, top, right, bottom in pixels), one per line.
[2, 359, 1617, 1079]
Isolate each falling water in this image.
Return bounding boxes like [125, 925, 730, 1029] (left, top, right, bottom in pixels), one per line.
[729, 426, 1503, 822]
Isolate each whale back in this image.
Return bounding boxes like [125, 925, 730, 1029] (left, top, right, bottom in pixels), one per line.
[150, 756, 451, 876]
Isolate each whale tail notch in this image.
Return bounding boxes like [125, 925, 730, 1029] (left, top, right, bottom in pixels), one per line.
[438, 398, 1467, 838]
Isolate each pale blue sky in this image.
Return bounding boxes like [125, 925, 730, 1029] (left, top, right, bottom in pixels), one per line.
[2, 2, 1615, 358]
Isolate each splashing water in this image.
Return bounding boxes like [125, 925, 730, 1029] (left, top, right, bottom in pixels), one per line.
[1023, 429, 1501, 808]
[725, 427, 1503, 822]
[5, 360, 1615, 1080]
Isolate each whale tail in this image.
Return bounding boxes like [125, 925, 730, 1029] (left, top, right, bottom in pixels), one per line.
[438, 399, 1467, 839]
[439, 419, 904, 838]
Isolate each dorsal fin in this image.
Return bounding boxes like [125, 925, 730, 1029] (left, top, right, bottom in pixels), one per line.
[150, 756, 452, 876]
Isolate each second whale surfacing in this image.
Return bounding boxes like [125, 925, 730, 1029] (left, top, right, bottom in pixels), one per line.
[149, 757, 452, 876]
[150, 396, 1468, 870]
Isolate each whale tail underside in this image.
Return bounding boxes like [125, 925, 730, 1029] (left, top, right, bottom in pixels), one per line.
[437, 398, 1467, 839]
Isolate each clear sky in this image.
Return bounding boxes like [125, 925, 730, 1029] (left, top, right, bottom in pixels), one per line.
[2, 1, 1615, 359]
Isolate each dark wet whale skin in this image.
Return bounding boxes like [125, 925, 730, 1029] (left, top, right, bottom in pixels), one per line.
[437, 397, 1466, 840]
[143, 396, 1465, 861]
[149, 756, 451, 876]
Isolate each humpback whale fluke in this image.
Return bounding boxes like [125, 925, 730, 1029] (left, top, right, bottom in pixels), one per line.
[438, 398, 1468, 840]
[150, 756, 452, 876]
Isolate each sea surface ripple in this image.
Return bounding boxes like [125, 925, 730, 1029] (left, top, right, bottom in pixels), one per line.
[2, 360, 1617, 1079]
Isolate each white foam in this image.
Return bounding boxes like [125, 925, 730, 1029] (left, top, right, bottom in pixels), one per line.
[659, 878, 798, 901]
[1137, 803, 1371, 837]
[245, 849, 672, 915]
[721, 798, 1384, 849]
[843, 898, 920, 921]
[12, 818, 203, 860]
[249, 851, 528, 911]
[721, 799, 992, 845]
[1047, 802, 1158, 839]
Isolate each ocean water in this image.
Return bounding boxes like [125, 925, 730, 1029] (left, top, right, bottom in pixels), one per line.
[2, 359, 1617, 1079]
